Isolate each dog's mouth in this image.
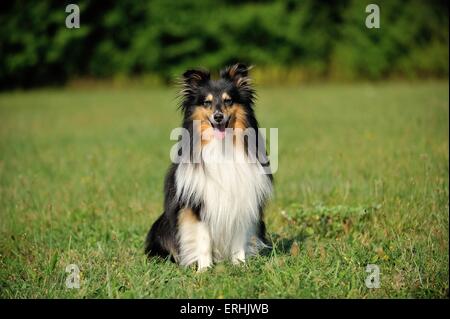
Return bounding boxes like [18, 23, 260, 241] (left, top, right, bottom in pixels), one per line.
[210, 119, 230, 140]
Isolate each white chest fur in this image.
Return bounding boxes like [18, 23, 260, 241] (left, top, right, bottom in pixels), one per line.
[175, 138, 272, 259]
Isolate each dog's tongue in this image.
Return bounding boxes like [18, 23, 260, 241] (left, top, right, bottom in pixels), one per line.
[214, 128, 226, 140]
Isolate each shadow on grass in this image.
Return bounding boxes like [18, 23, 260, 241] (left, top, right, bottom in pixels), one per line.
[262, 232, 308, 256]
[262, 202, 382, 256]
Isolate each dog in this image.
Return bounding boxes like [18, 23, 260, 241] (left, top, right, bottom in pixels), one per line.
[144, 63, 273, 271]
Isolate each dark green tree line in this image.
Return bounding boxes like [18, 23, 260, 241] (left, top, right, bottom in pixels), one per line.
[0, 0, 448, 88]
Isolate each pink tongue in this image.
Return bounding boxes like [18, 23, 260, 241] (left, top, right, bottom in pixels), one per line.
[214, 129, 226, 140]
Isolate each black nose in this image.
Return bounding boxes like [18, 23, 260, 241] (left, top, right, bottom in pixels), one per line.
[213, 112, 224, 123]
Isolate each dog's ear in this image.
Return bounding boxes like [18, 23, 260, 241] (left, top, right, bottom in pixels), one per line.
[179, 69, 210, 109]
[220, 63, 252, 88]
[182, 69, 210, 88]
[221, 63, 254, 103]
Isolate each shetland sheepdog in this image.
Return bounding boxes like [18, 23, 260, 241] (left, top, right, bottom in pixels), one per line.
[144, 63, 273, 271]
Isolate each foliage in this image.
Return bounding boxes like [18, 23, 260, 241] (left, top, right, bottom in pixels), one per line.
[0, 0, 448, 88]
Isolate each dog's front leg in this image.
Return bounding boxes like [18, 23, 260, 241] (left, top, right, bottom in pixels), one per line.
[230, 231, 247, 264]
[178, 208, 213, 272]
[195, 222, 213, 272]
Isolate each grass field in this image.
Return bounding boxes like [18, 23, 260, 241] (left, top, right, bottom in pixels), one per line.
[0, 82, 448, 298]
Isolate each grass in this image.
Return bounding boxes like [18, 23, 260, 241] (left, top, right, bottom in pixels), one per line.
[0, 81, 448, 298]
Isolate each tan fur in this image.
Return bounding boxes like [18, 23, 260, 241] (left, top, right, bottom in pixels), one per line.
[222, 92, 231, 100]
[191, 107, 214, 145]
[178, 208, 199, 225]
[225, 104, 247, 148]
[226, 104, 247, 130]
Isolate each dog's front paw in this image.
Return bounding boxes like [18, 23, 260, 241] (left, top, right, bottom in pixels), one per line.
[231, 250, 246, 265]
[197, 255, 212, 273]
[196, 265, 211, 273]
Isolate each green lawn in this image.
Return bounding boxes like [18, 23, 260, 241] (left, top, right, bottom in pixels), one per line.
[0, 82, 448, 298]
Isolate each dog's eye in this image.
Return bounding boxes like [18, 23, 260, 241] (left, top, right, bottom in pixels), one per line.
[224, 98, 233, 107]
[203, 100, 212, 107]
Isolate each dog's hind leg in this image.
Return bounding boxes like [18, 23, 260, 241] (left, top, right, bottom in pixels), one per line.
[178, 208, 212, 272]
[145, 213, 177, 260]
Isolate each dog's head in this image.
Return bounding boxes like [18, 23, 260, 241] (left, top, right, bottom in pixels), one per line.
[179, 63, 255, 139]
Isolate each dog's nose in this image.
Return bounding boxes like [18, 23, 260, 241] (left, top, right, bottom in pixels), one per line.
[213, 112, 224, 123]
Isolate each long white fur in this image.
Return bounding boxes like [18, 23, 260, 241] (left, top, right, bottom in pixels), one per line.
[175, 136, 272, 269]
